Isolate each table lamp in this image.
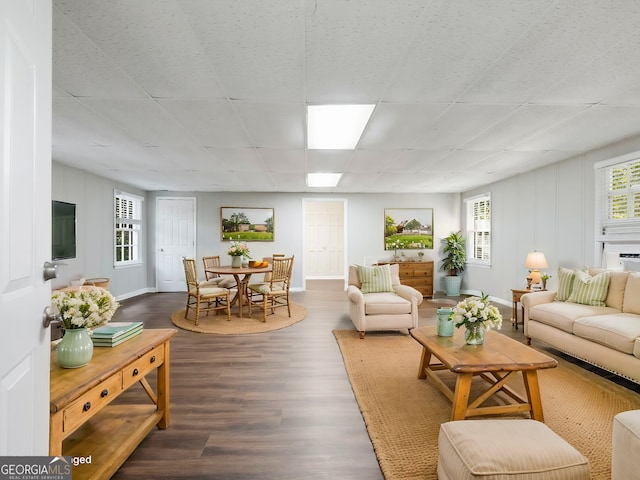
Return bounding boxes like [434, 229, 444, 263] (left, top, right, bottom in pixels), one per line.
[525, 251, 548, 286]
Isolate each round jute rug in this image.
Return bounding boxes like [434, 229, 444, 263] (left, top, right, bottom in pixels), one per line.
[170, 302, 306, 334]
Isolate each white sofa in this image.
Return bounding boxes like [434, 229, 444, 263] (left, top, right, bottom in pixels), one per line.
[347, 263, 423, 338]
[612, 409, 640, 479]
[522, 268, 640, 385]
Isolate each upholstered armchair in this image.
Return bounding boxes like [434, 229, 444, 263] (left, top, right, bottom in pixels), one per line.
[347, 263, 423, 339]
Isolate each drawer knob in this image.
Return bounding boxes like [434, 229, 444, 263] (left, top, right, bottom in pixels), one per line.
[132, 368, 139, 377]
[150, 355, 156, 364]
[83, 402, 91, 412]
[101, 389, 108, 398]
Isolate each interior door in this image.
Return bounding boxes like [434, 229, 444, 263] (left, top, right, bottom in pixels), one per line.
[0, 0, 52, 454]
[156, 197, 196, 292]
[303, 199, 346, 278]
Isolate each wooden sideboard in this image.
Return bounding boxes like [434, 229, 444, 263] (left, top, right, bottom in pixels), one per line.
[50, 328, 176, 480]
[377, 261, 434, 297]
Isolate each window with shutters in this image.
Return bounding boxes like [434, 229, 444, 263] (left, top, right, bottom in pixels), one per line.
[114, 191, 143, 266]
[465, 194, 491, 266]
[596, 152, 640, 240]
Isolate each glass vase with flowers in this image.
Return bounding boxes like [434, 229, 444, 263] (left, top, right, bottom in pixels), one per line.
[450, 292, 502, 345]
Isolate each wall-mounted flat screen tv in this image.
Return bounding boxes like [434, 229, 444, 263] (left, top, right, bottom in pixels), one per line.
[52, 200, 76, 260]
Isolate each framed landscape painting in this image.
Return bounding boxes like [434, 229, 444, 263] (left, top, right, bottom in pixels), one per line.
[221, 207, 274, 241]
[384, 208, 433, 250]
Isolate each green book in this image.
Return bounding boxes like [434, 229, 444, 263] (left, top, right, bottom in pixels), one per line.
[92, 327, 143, 347]
[91, 321, 143, 339]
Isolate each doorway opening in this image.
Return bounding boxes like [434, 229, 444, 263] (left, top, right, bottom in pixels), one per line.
[302, 198, 347, 291]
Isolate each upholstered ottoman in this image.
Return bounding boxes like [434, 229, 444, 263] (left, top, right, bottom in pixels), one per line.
[612, 409, 640, 480]
[438, 420, 591, 479]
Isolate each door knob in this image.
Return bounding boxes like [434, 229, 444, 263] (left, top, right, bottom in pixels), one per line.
[43, 261, 58, 281]
[43, 305, 62, 328]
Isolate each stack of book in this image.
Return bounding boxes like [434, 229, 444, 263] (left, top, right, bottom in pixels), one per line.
[91, 321, 143, 347]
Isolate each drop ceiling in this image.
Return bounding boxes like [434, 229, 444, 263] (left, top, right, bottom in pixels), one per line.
[52, 0, 640, 193]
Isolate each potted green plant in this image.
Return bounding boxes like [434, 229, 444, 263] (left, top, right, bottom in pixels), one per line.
[441, 231, 466, 296]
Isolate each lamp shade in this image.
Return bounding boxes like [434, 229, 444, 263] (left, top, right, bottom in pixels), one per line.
[525, 251, 548, 269]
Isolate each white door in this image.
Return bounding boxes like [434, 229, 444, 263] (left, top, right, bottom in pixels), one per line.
[303, 199, 346, 278]
[0, 1, 52, 454]
[156, 197, 196, 292]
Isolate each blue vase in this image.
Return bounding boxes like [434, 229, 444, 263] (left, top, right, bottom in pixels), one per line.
[57, 328, 94, 368]
[436, 308, 454, 336]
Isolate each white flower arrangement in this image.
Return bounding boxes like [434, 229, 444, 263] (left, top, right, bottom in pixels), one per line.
[450, 292, 503, 330]
[52, 286, 119, 330]
[227, 240, 250, 257]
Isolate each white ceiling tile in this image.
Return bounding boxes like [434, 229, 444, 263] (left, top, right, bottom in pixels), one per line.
[53, 62, 148, 98]
[232, 101, 305, 148]
[359, 103, 450, 149]
[384, 1, 556, 103]
[258, 149, 306, 173]
[533, 32, 640, 105]
[346, 150, 403, 173]
[204, 148, 265, 173]
[179, 0, 305, 102]
[305, 0, 426, 103]
[55, 0, 228, 99]
[460, 0, 640, 103]
[463, 105, 589, 150]
[306, 151, 353, 173]
[52, 97, 135, 147]
[410, 104, 519, 149]
[80, 98, 195, 146]
[157, 99, 252, 148]
[512, 105, 640, 152]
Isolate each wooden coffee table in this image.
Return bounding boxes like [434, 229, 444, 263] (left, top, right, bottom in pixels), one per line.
[410, 326, 557, 421]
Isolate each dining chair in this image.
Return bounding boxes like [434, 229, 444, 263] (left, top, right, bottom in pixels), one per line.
[247, 256, 294, 322]
[202, 255, 236, 288]
[183, 258, 230, 325]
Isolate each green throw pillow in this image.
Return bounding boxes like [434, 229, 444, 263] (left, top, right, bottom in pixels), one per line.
[555, 267, 576, 301]
[357, 264, 394, 294]
[567, 270, 610, 306]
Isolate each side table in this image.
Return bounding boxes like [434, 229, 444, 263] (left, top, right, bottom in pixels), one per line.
[511, 288, 533, 329]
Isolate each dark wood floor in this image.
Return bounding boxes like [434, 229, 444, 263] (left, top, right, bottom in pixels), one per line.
[107, 282, 638, 479]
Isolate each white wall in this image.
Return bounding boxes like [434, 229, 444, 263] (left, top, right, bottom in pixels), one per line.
[462, 132, 640, 305]
[51, 162, 148, 298]
[146, 191, 460, 292]
[53, 162, 461, 297]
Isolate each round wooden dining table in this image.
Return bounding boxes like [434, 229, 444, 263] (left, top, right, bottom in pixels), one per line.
[204, 264, 273, 317]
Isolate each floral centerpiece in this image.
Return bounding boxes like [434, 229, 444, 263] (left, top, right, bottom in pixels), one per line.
[52, 286, 120, 330]
[227, 240, 250, 257]
[52, 286, 120, 368]
[450, 292, 502, 345]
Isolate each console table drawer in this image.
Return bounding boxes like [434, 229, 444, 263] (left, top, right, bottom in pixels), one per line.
[122, 344, 164, 389]
[63, 372, 123, 433]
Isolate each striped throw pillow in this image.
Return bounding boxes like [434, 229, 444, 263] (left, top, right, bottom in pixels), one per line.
[357, 264, 394, 293]
[567, 270, 610, 306]
[555, 267, 576, 301]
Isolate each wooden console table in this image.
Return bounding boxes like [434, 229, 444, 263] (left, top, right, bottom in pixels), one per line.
[376, 261, 434, 297]
[50, 328, 176, 480]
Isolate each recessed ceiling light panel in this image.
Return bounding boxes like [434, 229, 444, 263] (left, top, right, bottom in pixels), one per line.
[307, 104, 375, 149]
